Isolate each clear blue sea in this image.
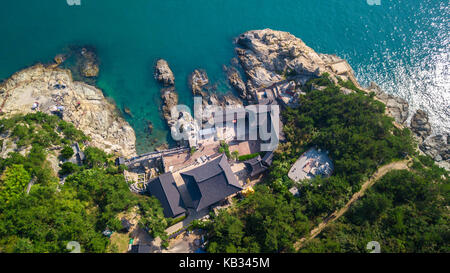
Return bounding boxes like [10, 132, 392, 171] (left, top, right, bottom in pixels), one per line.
[0, 0, 448, 154]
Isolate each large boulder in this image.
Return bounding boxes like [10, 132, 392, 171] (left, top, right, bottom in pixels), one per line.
[154, 59, 175, 86]
[410, 109, 432, 141]
[420, 134, 449, 165]
[160, 87, 179, 126]
[189, 69, 209, 96]
[224, 66, 248, 99]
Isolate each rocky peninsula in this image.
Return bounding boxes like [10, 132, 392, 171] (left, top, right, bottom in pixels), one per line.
[0, 64, 136, 158]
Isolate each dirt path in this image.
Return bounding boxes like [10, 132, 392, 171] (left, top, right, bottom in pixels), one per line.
[294, 160, 409, 251]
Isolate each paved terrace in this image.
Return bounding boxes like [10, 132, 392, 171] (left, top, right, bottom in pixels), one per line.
[162, 140, 261, 173]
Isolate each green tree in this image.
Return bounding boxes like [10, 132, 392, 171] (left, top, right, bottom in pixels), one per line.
[61, 145, 75, 160]
[0, 164, 31, 203]
[83, 147, 108, 168]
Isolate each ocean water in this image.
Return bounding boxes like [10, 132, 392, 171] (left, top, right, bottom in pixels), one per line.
[0, 0, 448, 154]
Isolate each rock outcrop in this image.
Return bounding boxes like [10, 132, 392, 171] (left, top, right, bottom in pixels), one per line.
[189, 69, 209, 96]
[410, 109, 432, 141]
[224, 66, 248, 99]
[0, 64, 136, 158]
[367, 83, 448, 168]
[154, 60, 179, 129]
[222, 94, 244, 108]
[367, 82, 409, 125]
[79, 48, 99, 78]
[154, 59, 175, 86]
[160, 87, 179, 126]
[420, 134, 449, 168]
[233, 29, 366, 101]
[235, 29, 338, 90]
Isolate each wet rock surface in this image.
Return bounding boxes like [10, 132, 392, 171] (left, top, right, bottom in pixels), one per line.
[79, 47, 99, 78]
[224, 65, 248, 99]
[189, 69, 209, 96]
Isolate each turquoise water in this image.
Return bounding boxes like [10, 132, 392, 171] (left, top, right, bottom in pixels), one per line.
[1, 0, 448, 154]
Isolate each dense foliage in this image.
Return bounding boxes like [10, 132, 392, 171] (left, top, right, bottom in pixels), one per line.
[0, 164, 31, 204]
[0, 113, 167, 253]
[203, 76, 444, 253]
[301, 156, 449, 253]
[271, 76, 415, 220]
[281, 78, 414, 187]
[207, 186, 309, 253]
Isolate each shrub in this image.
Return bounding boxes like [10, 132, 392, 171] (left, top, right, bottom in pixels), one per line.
[84, 147, 108, 168]
[238, 153, 260, 162]
[60, 145, 75, 160]
[59, 162, 79, 176]
[0, 164, 31, 203]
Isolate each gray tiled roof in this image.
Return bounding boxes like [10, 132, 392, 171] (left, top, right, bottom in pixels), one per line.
[147, 172, 186, 218]
[181, 154, 242, 212]
[262, 151, 274, 166]
[244, 155, 268, 177]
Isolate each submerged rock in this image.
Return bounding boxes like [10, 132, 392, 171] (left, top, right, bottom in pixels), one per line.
[154, 59, 175, 86]
[189, 69, 209, 96]
[147, 121, 153, 135]
[155, 143, 169, 152]
[124, 106, 133, 117]
[79, 48, 99, 78]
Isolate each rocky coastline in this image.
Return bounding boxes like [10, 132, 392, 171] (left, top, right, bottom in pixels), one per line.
[231, 29, 448, 169]
[0, 29, 447, 169]
[0, 63, 136, 158]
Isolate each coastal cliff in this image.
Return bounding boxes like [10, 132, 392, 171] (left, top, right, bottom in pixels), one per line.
[0, 64, 136, 158]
